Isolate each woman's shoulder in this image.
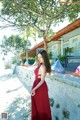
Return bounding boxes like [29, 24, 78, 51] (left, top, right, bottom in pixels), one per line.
[40, 64, 45, 68]
[40, 64, 46, 71]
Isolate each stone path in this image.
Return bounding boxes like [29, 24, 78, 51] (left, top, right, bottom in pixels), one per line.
[0, 70, 31, 120]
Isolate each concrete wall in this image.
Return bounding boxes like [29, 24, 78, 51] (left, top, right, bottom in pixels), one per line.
[15, 66, 80, 120]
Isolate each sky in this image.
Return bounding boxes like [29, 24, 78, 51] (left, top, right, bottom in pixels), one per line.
[0, 20, 69, 46]
[0, 27, 19, 41]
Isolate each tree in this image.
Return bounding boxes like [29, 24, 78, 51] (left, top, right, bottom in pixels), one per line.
[21, 27, 39, 62]
[0, 0, 80, 51]
[0, 35, 31, 55]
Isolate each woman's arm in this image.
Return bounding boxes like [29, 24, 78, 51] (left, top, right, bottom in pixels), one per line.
[71, 72, 80, 77]
[31, 65, 46, 96]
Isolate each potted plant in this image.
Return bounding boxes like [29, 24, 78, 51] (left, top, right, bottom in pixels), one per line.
[57, 55, 67, 67]
[64, 47, 73, 56]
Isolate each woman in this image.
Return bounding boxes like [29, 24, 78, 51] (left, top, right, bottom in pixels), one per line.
[31, 49, 52, 120]
[71, 65, 80, 77]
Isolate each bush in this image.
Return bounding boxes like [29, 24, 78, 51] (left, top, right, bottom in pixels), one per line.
[57, 55, 67, 62]
[57, 55, 67, 67]
[4, 62, 11, 69]
[48, 52, 52, 59]
[22, 58, 26, 64]
[11, 56, 16, 64]
[28, 57, 35, 65]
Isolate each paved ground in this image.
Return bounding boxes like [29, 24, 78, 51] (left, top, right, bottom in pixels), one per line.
[0, 70, 31, 120]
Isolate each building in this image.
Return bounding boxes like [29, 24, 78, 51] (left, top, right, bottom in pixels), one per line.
[28, 18, 80, 69]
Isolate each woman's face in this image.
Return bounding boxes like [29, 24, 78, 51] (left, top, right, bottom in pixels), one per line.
[38, 53, 44, 64]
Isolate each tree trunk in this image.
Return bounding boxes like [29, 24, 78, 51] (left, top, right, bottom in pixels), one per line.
[43, 33, 48, 52]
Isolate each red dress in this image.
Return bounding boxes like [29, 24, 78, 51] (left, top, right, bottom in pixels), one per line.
[31, 65, 52, 120]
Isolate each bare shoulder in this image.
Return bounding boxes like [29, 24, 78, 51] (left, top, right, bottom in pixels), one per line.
[40, 64, 46, 71]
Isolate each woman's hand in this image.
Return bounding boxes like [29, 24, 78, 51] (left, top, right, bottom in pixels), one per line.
[31, 89, 35, 96]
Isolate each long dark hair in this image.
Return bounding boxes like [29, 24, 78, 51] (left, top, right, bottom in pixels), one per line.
[37, 49, 51, 73]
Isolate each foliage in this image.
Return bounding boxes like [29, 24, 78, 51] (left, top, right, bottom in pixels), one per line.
[0, 34, 31, 55]
[48, 52, 53, 59]
[4, 62, 11, 69]
[11, 56, 17, 64]
[2, 57, 5, 61]
[57, 55, 67, 62]
[28, 57, 35, 65]
[64, 47, 73, 55]
[21, 58, 26, 64]
[21, 27, 38, 46]
[0, 0, 80, 37]
[0, 0, 80, 50]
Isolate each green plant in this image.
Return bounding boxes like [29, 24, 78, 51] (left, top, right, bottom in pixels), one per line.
[2, 57, 5, 61]
[28, 57, 35, 65]
[64, 47, 73, 55]
[11, 56, 16, 64]
[57, 55, 67, 62]
[4, 62, 11, 69]
[48, 52, 52, 59]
